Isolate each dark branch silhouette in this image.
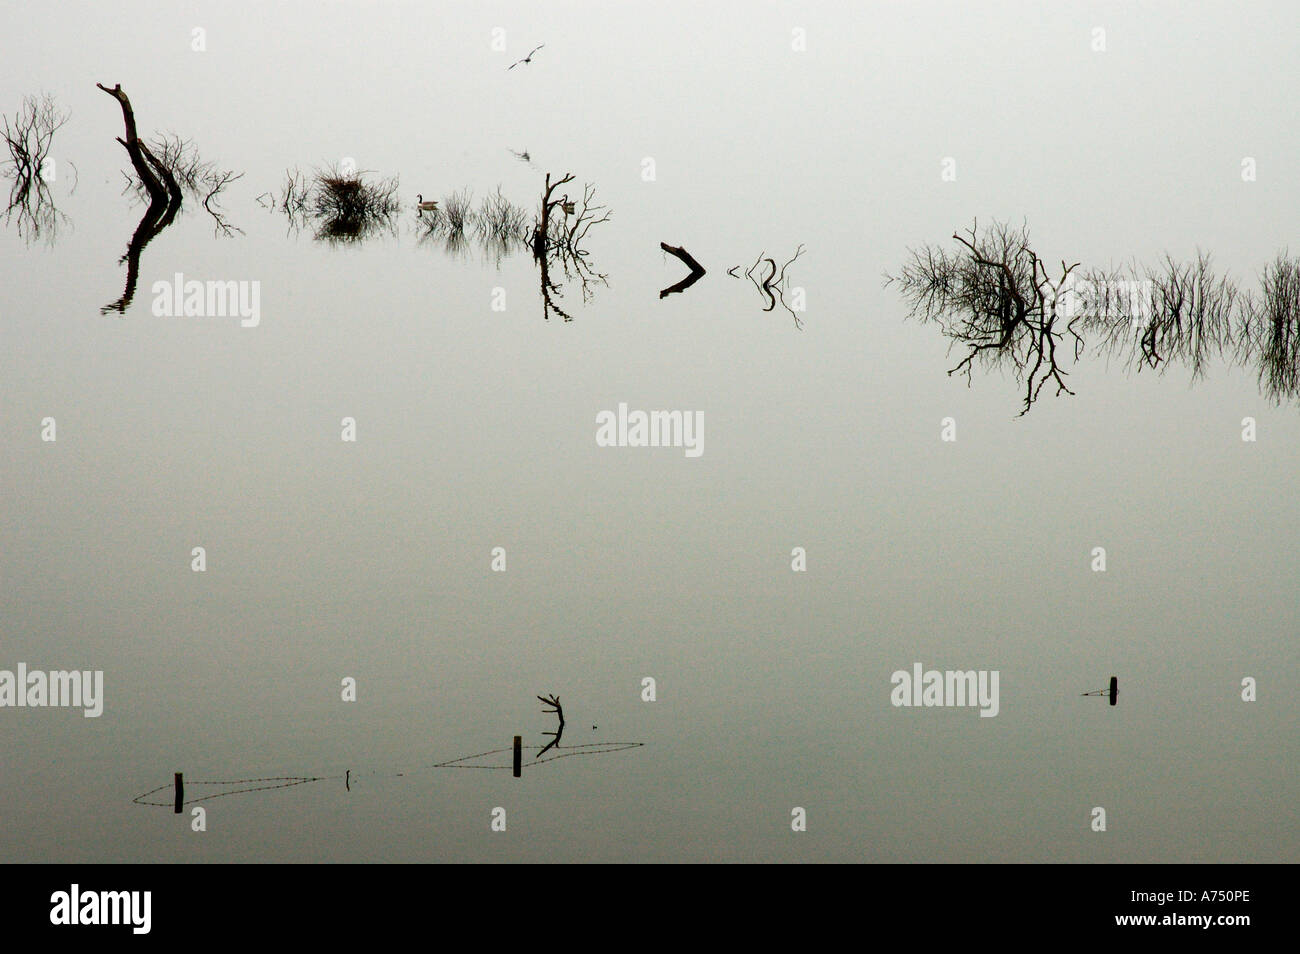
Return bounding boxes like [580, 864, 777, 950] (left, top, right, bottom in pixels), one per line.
[1238, 254, 1300, 403]
[532, 172, 610, 321]
[889, 220, 1300, 412]
[97, 83, 183, 314]
[886, 220, 1084, 415]
[660, 242, 706, 297]
[536, 693, 565, 757]
[728, 244, 806, 327]
[97, 83, 168, 205]
[1, 92, 69, 243]
[120, 133, 244, 236]
[270, 164, 399, 244]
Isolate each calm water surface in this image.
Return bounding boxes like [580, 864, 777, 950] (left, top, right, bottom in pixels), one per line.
[1, 1, 1297, 862]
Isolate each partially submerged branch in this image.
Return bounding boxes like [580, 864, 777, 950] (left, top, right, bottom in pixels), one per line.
[537, 693, 565, 757]
[729, 244, 806, 327]
[660, 241, 706, 298]
[97, 82, 169, 207]
[97, 83, 183, 314]
[120, 133, 245, 235]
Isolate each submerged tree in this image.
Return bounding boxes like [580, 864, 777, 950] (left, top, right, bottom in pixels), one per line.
[1077, 252, 1239, 381]
[311, 166, 400, 244]
[272, 167, 310, 220]
[886, 220, 1083, 415]
[888, 220, 1300, 412]
[120, 133, 243, 235]
[475, 187, 529, 241]
[1238, 254, 1300, 403]
[531, 172, 610, 321]
[415, 185, 529, 265]
[1, 93, 70, 243]
[272, 164, 400, 244]
[97, 83, 183, 314]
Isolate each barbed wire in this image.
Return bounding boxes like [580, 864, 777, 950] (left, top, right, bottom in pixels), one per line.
[131, 742, 645, 807]
[431, 741, 645, 769]
[132, 776, 331, 807]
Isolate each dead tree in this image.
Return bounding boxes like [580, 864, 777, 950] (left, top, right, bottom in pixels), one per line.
[202, 168, 244, 236]
[97, 83, 173, 207]
[533, 172, 610, 320]
[1238, 253, 1300, 402]
[1, 93, 69, 242]
[121, 133, 244, 236]
[890, 219, 1300, 411]
[886, 220, 1082, 415]
[532, 171, 574, 260]
[97, 83, 183, 314]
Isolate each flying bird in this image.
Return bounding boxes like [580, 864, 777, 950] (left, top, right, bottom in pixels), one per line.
[508, 44, 545, 69]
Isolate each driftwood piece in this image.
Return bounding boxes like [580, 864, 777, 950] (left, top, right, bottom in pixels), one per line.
[660, 242, 706, 298]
